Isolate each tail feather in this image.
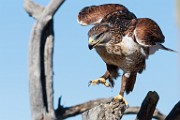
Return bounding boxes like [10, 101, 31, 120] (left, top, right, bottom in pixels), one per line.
[159, 44, 177, 53]
[149, 43, 177, 55]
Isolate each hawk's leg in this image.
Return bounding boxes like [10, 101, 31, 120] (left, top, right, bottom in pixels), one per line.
[88, 71, 112, 87]
[113, 74, 129, 106]
[113, 72, 137, 106]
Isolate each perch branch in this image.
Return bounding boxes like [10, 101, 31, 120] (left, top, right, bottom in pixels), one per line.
[136, 91, 159, 120]
[82, 99, 126, 120]
[165, 101, 180, 120]
[56, 97, 113, 119]
[55, 93, 165, 119]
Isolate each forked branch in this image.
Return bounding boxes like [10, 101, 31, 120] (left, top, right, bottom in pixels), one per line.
[24, 0, 64, 120]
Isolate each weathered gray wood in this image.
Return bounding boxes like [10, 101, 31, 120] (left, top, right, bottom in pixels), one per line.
[136, 91, 159, 120]
[55, 96, 165, 120]
[165, 101, 180, 120]
[82, 99, 126, 120]
[125, 107, 166, 120]
[44, 20, 55, 119]
[24, 0, 44, 19]
[81, 91, 163, 120]
[56, 97, 113, 119]
[24, 0, 64, 120]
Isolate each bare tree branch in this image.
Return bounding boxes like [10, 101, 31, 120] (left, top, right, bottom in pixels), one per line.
[136, 91, 159, 120]
[165, 101, 180, 120]
[82, 100, 126, 120]
[24, 0, 65, 120]
[125, 107, 166, 120]
[55, 97, 113, 119]
[80, 91, 161, 120]
[45, 0, 65, 17]
[55, 94, 165, 120]
[24, 0, 44, 19]
[43, 19, 55, 119]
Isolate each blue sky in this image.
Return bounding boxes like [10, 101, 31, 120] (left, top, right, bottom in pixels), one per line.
[0, 0, 179, 120]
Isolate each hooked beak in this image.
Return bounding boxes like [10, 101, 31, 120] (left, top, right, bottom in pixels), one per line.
[88, 44, 93, 50]
[88, 37, 101, 50]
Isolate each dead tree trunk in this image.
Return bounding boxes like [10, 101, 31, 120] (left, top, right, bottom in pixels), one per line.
[24, 0, 64, 120]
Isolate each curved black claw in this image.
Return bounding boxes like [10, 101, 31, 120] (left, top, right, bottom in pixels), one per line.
[109, 83, 113, 88]
[88, 81, 92, 87]
[88, 79, 101, 87]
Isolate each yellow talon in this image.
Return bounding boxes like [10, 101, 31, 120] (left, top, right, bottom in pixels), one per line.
[113, 94, 128, 106]
[88, 78, 112, 87]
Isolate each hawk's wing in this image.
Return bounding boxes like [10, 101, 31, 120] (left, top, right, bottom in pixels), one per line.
[134, 18, 165, 47]
[101, 10, 136, 24]
[100, 10, 137, 33]
[77, 4, 134, 25]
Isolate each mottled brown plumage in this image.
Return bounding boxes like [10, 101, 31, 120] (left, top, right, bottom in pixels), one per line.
[78, 4, 136, 25]
[134, 18, 165, 46]
[78, 4, 175, 104]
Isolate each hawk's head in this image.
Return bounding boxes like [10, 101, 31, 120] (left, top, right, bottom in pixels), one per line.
[88, 24, 112, 50]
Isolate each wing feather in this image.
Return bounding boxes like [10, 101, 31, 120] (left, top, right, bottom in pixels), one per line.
[134, 18, 165, 47]
[101, 10, 136, 24]
[77, 4, 131, 25]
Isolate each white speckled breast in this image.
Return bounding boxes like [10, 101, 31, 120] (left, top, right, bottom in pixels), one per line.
[95, 36, 147, 73]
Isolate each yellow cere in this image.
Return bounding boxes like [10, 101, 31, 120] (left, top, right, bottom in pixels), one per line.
[88, 37, 95, 44]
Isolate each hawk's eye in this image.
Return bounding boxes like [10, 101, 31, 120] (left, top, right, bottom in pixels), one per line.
[95, 32, 104, 40]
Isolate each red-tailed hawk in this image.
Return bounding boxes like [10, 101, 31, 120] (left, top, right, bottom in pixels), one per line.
[77, 4, 175, 105]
